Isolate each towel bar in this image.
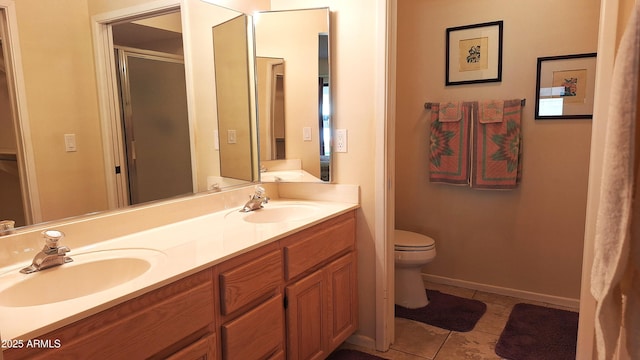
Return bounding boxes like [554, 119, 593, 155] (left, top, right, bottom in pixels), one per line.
[0, 154, 17, 162]
[424, 99, 526, 109]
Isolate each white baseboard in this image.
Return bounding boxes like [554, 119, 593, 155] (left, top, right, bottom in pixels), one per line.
[422, 274, 580, 310]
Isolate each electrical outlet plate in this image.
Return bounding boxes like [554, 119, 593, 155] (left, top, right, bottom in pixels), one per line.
[335, 129, 347, 153]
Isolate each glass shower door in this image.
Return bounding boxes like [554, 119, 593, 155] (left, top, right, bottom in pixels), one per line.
[117, 49, 193, 205]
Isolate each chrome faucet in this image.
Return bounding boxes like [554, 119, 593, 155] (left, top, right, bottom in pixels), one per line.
[241, 186, 269, 212]
[20, 230, 73, 274]
[0, 220, 15, 236]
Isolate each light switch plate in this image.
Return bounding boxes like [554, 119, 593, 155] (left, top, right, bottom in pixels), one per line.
[64, 134, 77, 152]
[303, 127, 312, 141]
[227, 130, 237, 144]
[335, 129, 347, 153]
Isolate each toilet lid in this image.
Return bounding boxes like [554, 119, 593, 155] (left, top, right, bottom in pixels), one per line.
[394, 230, 435, 251]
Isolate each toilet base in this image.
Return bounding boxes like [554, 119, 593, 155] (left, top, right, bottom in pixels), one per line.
[394, 267, 428, 309]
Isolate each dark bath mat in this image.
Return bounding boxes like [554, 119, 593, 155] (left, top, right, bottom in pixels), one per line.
[326, 349, 389, 360]
[495, 303, 578, 360]
[394, 289, 487, 332]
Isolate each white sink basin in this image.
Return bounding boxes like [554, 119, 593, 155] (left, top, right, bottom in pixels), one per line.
[243, 204, 319, 223]
[226, 203, 320, 224]
[0, 249, 165, 307]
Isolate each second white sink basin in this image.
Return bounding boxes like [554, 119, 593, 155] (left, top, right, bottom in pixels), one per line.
[225, 202, 320, 224]
[242, 204, 319, 223]
[0, 249, 165, 307]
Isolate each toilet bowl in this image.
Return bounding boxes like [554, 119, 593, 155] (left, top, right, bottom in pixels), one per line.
[394, 229, 436, 309]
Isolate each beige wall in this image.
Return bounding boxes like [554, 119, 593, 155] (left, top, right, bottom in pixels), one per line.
[396, 0, 599, 300]
[15, 0, 108, 222]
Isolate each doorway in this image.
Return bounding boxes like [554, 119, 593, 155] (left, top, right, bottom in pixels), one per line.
[0, 4, 37, 227]
[0, 36, 25, 225]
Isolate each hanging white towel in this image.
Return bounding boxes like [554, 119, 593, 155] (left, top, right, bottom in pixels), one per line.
[591, 2, 640, 359]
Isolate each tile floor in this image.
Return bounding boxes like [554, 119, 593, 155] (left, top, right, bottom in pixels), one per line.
[340, 281, 578, 360]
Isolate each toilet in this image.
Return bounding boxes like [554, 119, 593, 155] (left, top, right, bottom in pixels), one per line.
[394, 229, 436, 309]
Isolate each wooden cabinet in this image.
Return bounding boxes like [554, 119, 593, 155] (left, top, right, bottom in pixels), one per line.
[215, 211, 356, 360]
[4, 269, 216, 360]
[3, 210, 356, 360]
[283, 212, 357, 360]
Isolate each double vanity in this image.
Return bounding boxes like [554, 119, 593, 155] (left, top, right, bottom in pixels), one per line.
[0, 183, 359, 360]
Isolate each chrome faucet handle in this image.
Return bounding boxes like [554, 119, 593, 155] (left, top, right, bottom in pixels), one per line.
[42, 229, 64, 248]
[254, 185, 266, 198]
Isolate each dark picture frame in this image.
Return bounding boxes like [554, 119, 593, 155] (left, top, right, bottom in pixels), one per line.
[446, 21, 503, 86]
[534, 53, 597, 120]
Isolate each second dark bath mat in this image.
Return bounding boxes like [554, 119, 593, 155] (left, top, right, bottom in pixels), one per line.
[394, 289, 486, 332]
[495, 303, 578, 360]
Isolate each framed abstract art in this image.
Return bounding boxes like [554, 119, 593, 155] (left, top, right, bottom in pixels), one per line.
[534, 53, 597, 119]
[446, 21, 503, 86]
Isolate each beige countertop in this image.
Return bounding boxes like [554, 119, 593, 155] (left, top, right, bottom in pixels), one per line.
[0, 198, 358, 343]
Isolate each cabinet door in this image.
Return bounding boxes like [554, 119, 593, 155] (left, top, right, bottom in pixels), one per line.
[286, 269, 326, 360]
[326, 252, 358, 351]
[166, 334, 216, 360]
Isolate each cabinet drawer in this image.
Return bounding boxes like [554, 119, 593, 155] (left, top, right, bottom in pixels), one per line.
[165, 334, 216, 360]
[5, 270, 214, 360]
[221, 294, 285, 360]
[219, 249, 282, 315]
[282, 212, 355, 281]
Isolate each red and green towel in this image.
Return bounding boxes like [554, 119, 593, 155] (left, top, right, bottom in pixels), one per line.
[429, 99, 522, 189]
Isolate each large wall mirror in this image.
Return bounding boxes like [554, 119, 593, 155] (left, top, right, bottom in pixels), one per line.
[254, 8, 331, 183]
[0, 1, 330, 233]
[0, 0, 259, 232]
